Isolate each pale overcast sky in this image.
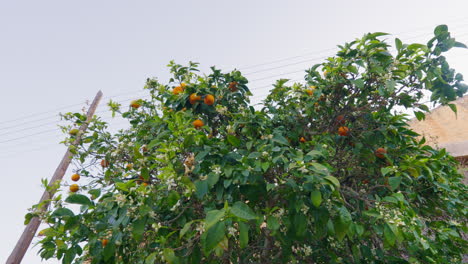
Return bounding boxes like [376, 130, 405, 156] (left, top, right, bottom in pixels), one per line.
[1, 1, 468, 263]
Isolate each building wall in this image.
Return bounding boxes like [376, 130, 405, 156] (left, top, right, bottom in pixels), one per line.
[408, 95, 468, 157]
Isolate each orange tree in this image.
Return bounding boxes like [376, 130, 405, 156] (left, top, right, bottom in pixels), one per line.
[29, 25, 467, 263]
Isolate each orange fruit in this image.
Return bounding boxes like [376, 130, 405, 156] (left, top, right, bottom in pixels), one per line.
[69, 184, 79, 193]
[69, 129, 79, 136]
[189, 93, 202, 104]
[204, 94, 215, 105]
[306, 86, 316, 96]
[130, 100, 141, 109]
[71, 173, 80, 182]
[126, 163, 133, 170]
[101, 239, 109, 247]
[101, 159, 109, 168]
[172, 86, 184, 95]
[338, 126, 350, 137]
[299, 137, 306, 143]
[143, 182, 149, 186]
[375, 148, 387, 159]
[180, 83, 187, 89]
[335, 115, 346, 125]
[193, 119, 204, 129]
[228, 81, 238, 92]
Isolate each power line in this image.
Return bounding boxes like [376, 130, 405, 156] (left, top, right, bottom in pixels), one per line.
[2, 26, 468, 139]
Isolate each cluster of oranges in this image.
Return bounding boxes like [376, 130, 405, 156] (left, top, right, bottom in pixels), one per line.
[188, 93, 215, 106]
[69, 173, 81, 192]
[334, 115, 387, 159]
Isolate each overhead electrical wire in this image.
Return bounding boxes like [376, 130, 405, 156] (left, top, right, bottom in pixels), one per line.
[1, 26, 468, 150]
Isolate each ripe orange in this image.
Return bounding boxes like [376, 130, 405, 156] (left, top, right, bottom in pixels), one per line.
[299, 137, 306, 143]
[180, 83, 187, 89]
[69, 129, 79, 136]
[69, 184, 79, 193]
[172, 86, 184, 95]
[375, 147, 387, 159]
[204, 94, 215, 105]
[306, 86, 316, 96]
[126, 163, 133, 170]
[130, 100, 141, 109]
[335, 115, 346, 125]
[228, 81, 238, 92]
[101, 159, 109, 168]
[101, 239, 109, 247]
[143, 182, 149, 186]
[193, 119, 204, 129]
[189, 93, 202, 104]
[71, 173, 80, 182]
[338, 126, 350, 137]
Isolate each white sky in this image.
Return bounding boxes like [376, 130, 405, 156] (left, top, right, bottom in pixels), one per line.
[1, 1, 468, 263]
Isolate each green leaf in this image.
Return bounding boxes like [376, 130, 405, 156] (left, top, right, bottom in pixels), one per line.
[52, 208, 75, 217]
[414, 111, 425, 121]
[388, 176, 402, 191]
[247, 152, 261, 159]
[273, 134, 289, 145]
[267, 216, 280, 231]
[62, 248, 76, 264]
[195, 180, 208, 199]
[339, 206, 352, 223]
[381, 167, 392, 177]
[202, 221, 225, 255]
[103, 243, 115, 261]
[311, 162, 329, 175]
[294, 213, 307, 237]
[334, 218, 349, 242]
[384, 223, 396, 246]
[207, 173, 220, 188]
[205, 209, 225, 230]
[183, 134, 195, 148]
[115, 182, 129, 192]
[132, 218, 146, 241]
[65, 194, 93, 207]
[180, 221, 193, 238]
[434, 24, 448, 36]
[395, 38, 403, 51]
[304, 150, 324, 161]
[230, 202, 257, 220]
[141, 167, 149, 181]
[145, 252, 158, 264]
[324, 175, 340, 188]
[163, 248, 180, 264]
[454, 41, 467, 48]
[238, 222, 249, 248]
[310, 190, 322, 208]
[448, 103, 457, 115]
[227, 134, 241, 147]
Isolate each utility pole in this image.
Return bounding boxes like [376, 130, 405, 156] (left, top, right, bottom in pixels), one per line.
[7, 91, 103, 264]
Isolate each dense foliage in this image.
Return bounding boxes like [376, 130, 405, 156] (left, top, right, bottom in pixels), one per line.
[29, 25, 467, 263]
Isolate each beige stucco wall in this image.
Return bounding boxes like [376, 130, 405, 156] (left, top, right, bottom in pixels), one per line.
[408, 95, 468, 157]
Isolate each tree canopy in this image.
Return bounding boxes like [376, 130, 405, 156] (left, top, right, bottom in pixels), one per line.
[29, 25, 467, 263]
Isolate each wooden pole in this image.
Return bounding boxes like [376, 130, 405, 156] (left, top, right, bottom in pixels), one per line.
[7, 91, 103, 264]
